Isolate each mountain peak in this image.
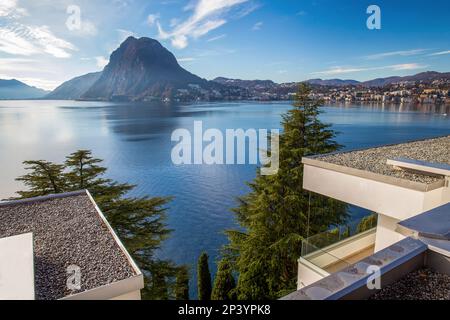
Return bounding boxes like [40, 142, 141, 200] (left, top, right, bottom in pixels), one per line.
[108, 36, 176, 68]
[121, 36, 162, 47]
[81, 37, 208, 101]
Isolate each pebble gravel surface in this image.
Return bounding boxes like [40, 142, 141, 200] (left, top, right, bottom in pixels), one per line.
[318, 136, 450, 184]
[0, 194, 136, 300]
[370, 268, 450, 300]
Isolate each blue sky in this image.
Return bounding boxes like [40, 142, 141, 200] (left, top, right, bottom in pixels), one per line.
[0, 0, 449, 90]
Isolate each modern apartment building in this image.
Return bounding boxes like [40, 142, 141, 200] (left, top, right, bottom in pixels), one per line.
[283, 135, 450, 300]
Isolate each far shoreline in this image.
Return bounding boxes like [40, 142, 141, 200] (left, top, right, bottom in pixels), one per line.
[1, 98, 449, 111]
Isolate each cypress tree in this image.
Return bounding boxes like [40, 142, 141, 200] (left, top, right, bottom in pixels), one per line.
[175, 266, 190, 300]
[222, 84, 348, 300]
[341, 226, 351, 239]
[212, 260, 236, 300]
[197, 252, 212, 300]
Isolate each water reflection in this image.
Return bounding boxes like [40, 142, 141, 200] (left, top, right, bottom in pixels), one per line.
[0, 100, 449, 296]
[328, 101, 450, 115]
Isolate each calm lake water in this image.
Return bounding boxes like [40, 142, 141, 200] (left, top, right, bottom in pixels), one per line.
[1, 100, 449, 293]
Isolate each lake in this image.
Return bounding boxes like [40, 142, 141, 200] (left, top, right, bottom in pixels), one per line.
[0, 100, 449, 294]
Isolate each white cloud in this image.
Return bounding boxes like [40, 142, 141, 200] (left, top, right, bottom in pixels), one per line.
[0, 0, 28, 18]
[312, 67, 368, 76]
[77, 20, 98, 37]
[207, 34, 227, 42]
[390, 63, 427, 71]
[147, 13, 160, 27]
[0, 24, 76, 58]
[252, 21, 263, 31]
[157, 0, 250, 49]
[112, 0, 131, 9]
[0, 27, 39, 56]
[0, 58, 41, 72]
[170, 34, 188, 49]
[429, 50, 450, 56]
[235, 2, 261, 18]
[312, 63, 427, 76]
[26, 25, 76, 58]
[95, 56, 109, 68]
[364, 49, 428, 60]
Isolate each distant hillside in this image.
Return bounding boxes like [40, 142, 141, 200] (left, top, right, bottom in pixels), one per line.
[213, 77, 276, 89]
[0, 79, 48, 100]
[214, 71, 450, 91]
[306, 78, 361, 86]
[306, 72, 450, 87]
[47, 47, 450, 102]
[46, 72, 102, 100]
[361, 71, 450, 87]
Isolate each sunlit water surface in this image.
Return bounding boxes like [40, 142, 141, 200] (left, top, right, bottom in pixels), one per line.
[0, 100, 449, 294]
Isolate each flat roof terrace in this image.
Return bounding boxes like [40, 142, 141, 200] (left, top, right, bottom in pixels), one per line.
[0, 191, 141, 300]
[313, 135, 450, 187]
[369, 267, 450, 300]
[301, 135, 450, 222]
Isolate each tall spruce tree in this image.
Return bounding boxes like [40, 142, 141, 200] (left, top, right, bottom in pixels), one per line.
[175, 266, 190, 300]
[211, 260, 236, 300]
[197, 252, 212, 300]
[222, 84, 348, 300]
[10, 150, 182, 300]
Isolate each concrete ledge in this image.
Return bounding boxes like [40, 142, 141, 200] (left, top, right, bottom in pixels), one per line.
[387, 158, 450, 178]
[302, 157, 443, 192]
[297, 257, 331, 288]
[0, 190, 87, 207]
[398, 203, 450, 240]
[61, 274, 144, 300]
[282, 237, 427, 300]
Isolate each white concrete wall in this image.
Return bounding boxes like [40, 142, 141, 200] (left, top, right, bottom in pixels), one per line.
[303, 164, 450, 252]
[0, 233, 35, 300]
[298, 258, 330, 289]
[374, 184, 450, 251]
[61, 274, 144, 300]
[303, 165, 427, 220]
[422, 184, 450, 212]
[375, 214, 406, 252]
[111, 290, 142, 300]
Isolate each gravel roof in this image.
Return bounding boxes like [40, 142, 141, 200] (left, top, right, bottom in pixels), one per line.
[316, 135, 450, 184]
[0, 192, 137, 300]
[370, 268, 450, 300]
